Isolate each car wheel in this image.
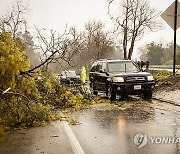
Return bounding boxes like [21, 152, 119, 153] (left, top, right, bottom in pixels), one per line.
[93, 90, 98, 95]
[120, 94, 127, 101]
[92, 83, 98, 95]
[143, 89, 152, 100]
[107, 84, 116, 101]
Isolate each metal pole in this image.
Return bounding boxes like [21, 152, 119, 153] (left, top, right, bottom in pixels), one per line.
[173, 0, 178, 76]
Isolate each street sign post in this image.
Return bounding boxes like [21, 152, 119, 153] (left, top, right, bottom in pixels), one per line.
[161, 0, 180, 76]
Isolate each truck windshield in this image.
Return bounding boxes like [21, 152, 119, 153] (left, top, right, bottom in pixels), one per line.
[107, 61, 140, 73]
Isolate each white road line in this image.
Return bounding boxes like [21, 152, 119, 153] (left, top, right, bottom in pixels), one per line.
[60, 112, 85, 154]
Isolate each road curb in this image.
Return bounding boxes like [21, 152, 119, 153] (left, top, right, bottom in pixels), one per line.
[152, 96, 180, 107]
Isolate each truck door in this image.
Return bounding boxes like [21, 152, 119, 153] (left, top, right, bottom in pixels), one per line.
[96, 62, 108, 91]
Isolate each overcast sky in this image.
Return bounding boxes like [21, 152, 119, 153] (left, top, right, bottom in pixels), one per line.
[1, 0, 180, 57]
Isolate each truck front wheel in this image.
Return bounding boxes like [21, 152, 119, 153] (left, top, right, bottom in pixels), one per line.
[107, 85, 116, 101]
[143, 89, 152, 100]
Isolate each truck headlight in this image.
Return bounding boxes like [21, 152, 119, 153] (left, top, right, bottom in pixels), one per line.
[112, 77, 124, 82]
[147, 76, 154, 81]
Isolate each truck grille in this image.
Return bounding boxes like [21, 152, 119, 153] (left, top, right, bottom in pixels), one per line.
[126, 76, 146, 83]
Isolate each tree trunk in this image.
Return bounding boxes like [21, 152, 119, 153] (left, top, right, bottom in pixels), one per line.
[123, 41, 127, 59]
[123, 27, 128, 60]
[128, 37, 135, 60]
[128, 46, 133, 60]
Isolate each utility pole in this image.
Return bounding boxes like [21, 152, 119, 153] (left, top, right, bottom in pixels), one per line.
[173, 0, 178, 76]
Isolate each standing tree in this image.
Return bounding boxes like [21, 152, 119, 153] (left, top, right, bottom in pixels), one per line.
[0, 0, 28, 38]
[162, 43, 180, 65]
[108, 0, 161, 59]
[146, 42, 164, 65]
[18, 31, 40, 68]
[177, 51, 180, 65]
[66, 21, 116, 70]
[84, 21, 115, 61]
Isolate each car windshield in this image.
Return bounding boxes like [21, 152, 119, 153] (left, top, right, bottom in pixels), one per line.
[107, 61, 140, 73]
[61, 71, 77, 77]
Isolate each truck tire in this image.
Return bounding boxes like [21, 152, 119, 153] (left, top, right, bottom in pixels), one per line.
[107, 85, 116, 101]
[143, 89, 152, 100]
[93, 90, 98, 95]
[92, 83, 98, 95]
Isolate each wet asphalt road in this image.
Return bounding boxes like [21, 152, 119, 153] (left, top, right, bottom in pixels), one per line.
[0, 98, 180, 154]
[69, 100, 180, 154]
[0, 121, 74, 154]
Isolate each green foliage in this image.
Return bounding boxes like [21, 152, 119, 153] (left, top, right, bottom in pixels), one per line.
[0, 126, 4, 136]
[0, 33, 57, 134]
[0, 32, 105, 135]
[177, 52, 180, 65]
[164, 59, 173, 65]
[0, 33, 30, 90]
[0, 97, 57, 130]
[153, 70, 174, 87]
[146, 42, 164, 65]
[37, 69, 104, 110]
[140, 42, 180, 65]
[36, 69, 104, 109]
[36, 69, 67, 107]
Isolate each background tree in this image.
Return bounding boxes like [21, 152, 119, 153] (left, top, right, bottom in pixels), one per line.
[140, 42, 180, 65]
[161, 43, 174, 65]
[141, 42, 164, 65]
[138, 45, 148, 61]
[177, 51, 180, 65]
[84, 21, 114, 61]
[0, 0, 28, 38]
[18, 31, 40, 68]
[108, 0, 161, 59]
[66, 21, 117, 71]
[55, 21, 118, 73]
[47, 27, 86, 73]
[162, 43, 180, 65]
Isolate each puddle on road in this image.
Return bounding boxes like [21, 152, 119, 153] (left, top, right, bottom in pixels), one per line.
[70, 100, 180, 154]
